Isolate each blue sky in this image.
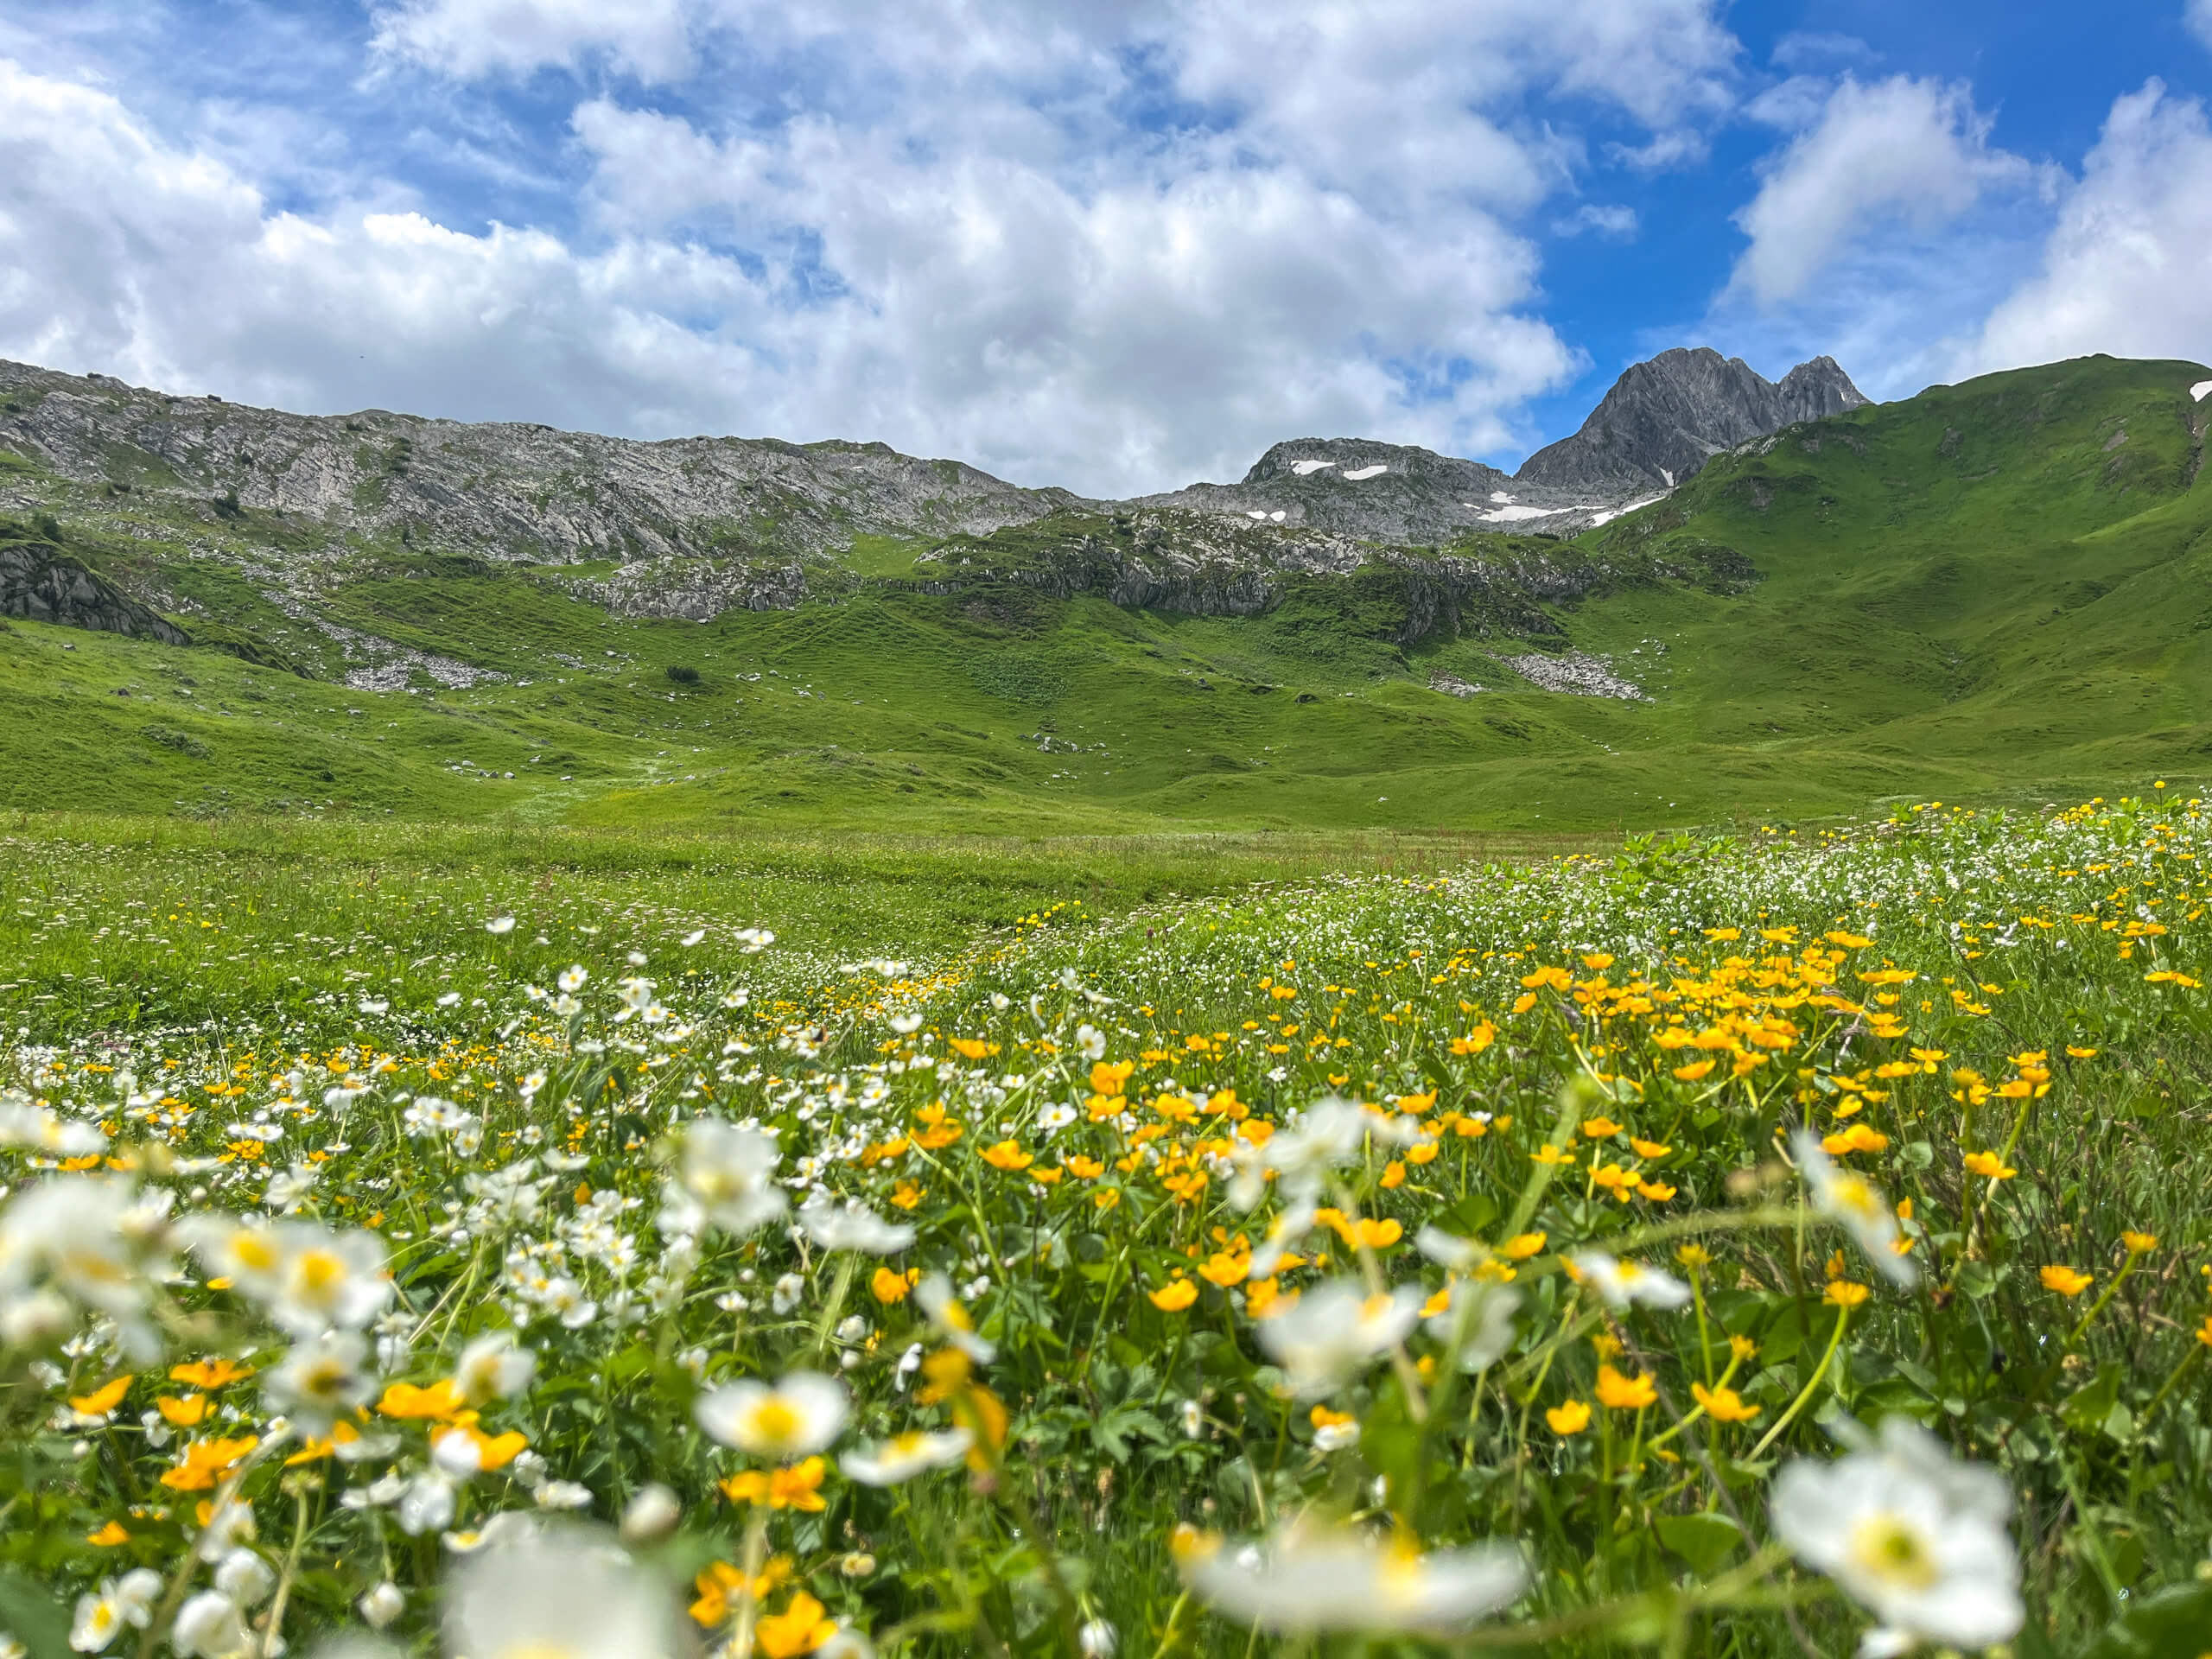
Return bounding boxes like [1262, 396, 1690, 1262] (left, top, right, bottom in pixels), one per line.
[0, 0, 2208, 497]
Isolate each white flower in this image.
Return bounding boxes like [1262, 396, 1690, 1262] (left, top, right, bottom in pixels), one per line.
[170, 1592, 251, 1659]
[557, 965, 588, 994]
[1771, 1417, 2022, 1655]
[533, 1480, 594, 1510]
[1256, 1281, 1424, 1398]
[1569, 1251, 1692, 1312]
[681, 930, 706, 947]
[212, 1549, 273, 1607]
[1076, 1024, 1106, 1061]
[1313, 1418, 1360, 1452]
[1183, 1522, 1526, 1635]
[915, 1274, 995, 1363]
[455, 1331, 537, 1406]
[1792, 1130, 1917, 1287]
[181, 1217, 391, 1335]
[359, 1582, 405, 1629]
[839, 1427, 973, 1485]
[734, 926, 775, 953]
[1229, 1098, 1407, 1211]
[798, 1196, 916, 1255]
[1423, 1281, 1522, 1372]
[1037, 1103, 1077, 1134]
[445, 1528, 677, 1659]
[68, 1570, 160, 1653]
[0, 1092, 105, 1156]
[263, 1331, 376, 1432]
[1077, 1618, 1118, 1656]
[486, 915, 517, 936]
[695, 1370, 849, 1459]
[397, 1471, 458, 1536]
[888, 1012, 924, 1035]
[659, 1120, 786, 1236]
[3, 1177, 172, 1326]
[618, 1484, 682, 1544]
[1414, 1227, 1484, 1271]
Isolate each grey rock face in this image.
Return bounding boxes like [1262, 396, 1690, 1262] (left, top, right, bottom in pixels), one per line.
[0, 360, 1077, 564]
[0, 538, 191, 644]
[1515, 347, 1868, 494]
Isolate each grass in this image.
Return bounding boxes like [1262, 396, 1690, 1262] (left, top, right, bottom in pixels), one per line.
[3, 354, 2209, 838]
[3, 793, 2211, 1658]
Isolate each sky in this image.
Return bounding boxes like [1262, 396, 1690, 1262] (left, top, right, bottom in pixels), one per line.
[0, 1, 2208, 499]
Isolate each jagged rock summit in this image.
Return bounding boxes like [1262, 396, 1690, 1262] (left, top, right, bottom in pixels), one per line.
[1516, 347, 1868, 495]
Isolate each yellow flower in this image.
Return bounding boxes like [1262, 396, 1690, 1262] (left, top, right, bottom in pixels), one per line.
[2041, 1264, 2094, 1297]
[160, 1435, 259, 1491]
[1594, 1364, 1656, 1410]
[755, 1591, 839, 1658]
[1728, 1334, 1758, 1362]
[1545, 1399, 1592, 1436]
[1962, 1150, 2016, 1181]
[377, 1379, 465, 1420]
[1580, 1116, 1624, 1140]
[1821, 1123, 1890, 1155]
[2065, 1046, 2098, 1059]
[1199, 1251, 1251, 1287]
[1690, 1382, 1761, 1423]
[720, 1458, 829, 1512]
[86, 1521, 131, 1547]
[68, 1376, 132, 1416]
[432, 1423, 529, 1472]
[2121, 1231, 2158, 1254]
[1675, 1243, 1712, 1270]
[168, 1358, 254, 1390]
[1502, 1232, 1548, 1261]
[947, 1038, 999, 1060]
[1149, 1279, 1198, 1312]
[871, 1267, 918, 1304]
[156, 1394, 208, 1427]
[981, 1140, 1033, 1172]
[1637, 1180, 1678, 1202]
[888, 1180, 923, 1210]
[1824, 1280, 1871, 1308]
[1630, 1137, 1672, 1160]
[1672, 1059, 1717, 1082]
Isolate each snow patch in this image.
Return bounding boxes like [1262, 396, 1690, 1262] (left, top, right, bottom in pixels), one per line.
[1290, 459, 1336, 475]
[1587, 493, 1668, 527]
[1488, 491, 1514, 503]
[2193, 379, 2212, 403]
[1246, 511, 1268, 520]
[1481, 504, 1565, 523]
[1342, 464, 1389, 480]
[1269, 510, 1286, 522]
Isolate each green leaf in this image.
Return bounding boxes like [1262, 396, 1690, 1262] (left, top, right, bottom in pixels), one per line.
[1654, 1511, 1743, 1576]
[2073, 1581, 2212, 1659]
[2061, 1363, 2123, 1437]
[0, 1567, 72, 1659]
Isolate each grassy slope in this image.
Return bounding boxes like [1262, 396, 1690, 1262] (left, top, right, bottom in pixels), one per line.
[2, 354, 2206, 834]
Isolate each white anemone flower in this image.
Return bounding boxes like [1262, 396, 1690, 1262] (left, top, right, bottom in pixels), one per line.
[915, 1274, 996, 1363]
[446, 1527, 677, 1659]
[170, 1592, 252, 1659]
[1255, 1281, 1424, 1398]
[840, 1427, 974, 1485]
[3, 1176, 172, 1324]
[181, 1217, 391, 1335]
[798, 1196, 916, 1255]
[455, 1331, 538, 1406]
[1228, 1097, 1405, 1211]
[1183, 1522, 1526, 1635]
[69, 1569, 162, 1654]
[659, 1120, 786, 1236]
[1569, 1251, 1692, 1312]
[1771, 1417, 2022, 1656]
[263, 1331, 376, 1433]
[695, 1370, 849, 1459]
[0, 1092, 105, 1155]
[1792, 1129, 1917, 1287]
[1423, 1281, 1522, 1372]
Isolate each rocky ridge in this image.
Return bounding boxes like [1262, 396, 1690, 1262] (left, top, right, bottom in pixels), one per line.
[1516, 348, 1867, 495]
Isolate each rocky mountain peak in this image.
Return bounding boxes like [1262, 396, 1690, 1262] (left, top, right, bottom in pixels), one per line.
[1514, 346, 1868, 494]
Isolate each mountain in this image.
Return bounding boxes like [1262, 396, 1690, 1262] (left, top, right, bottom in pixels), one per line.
[3, 350, 2206, 838]
[1516, 347, 1867, 495]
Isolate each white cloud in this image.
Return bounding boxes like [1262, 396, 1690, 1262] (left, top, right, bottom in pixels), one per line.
[0, 1, 1748, 497]
[2189, 0, 2212, 51]
[1730, 74, 2034, 306]
[371, 0, 691, 81]
[1769, 31, 1878, 71]
[1553, 203, 1638, 238]
[1962, 80, 2212, 376]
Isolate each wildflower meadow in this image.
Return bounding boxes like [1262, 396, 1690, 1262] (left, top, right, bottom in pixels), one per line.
[3, 793, 2211, 1658]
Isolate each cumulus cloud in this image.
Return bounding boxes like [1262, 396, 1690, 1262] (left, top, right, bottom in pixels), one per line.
[1961, 81, 2212, 376]
[371, 0, 691, 82]
[1730, 74, 2035, 307]
[2190, 0, 2212, 51]
[0, 0, 1748, 496]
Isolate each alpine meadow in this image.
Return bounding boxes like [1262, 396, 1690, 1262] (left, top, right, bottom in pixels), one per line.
[5, 32, 2212, 1656]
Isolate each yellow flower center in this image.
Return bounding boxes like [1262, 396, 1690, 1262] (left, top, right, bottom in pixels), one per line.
[748, 1398, 802, 1446]
[296, 1250, 343, 1295]
[1848, 1512, 1938, 1591]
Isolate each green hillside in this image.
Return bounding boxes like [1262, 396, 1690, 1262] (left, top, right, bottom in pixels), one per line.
[2, 353, 2207, 832]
